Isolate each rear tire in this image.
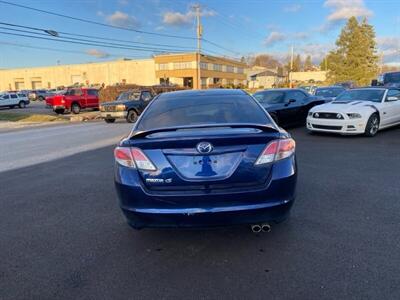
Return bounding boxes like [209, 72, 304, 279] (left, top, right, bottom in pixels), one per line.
[105, 118, 115, 123]
[38, 96, 45, 101]
[126, 110, 138, 123]
[364, 113, 379, 137]
[18, 101, 26, 108]
[71, 103, 81, 114]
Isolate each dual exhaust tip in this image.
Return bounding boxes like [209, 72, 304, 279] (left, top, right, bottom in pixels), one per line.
[251, 223, 271, 233]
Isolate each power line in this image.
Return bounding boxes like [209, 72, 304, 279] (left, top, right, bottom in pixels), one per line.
[0, 0, 196, 40]
[202, 38, 240, 56]
[0, 1, 240, 56]
[0, 21, 231, 58]
[0, 26, 193, 52]
[0, 31, 189, 54]
[0, 21, 196, 50]
[0, 41, 145, 59]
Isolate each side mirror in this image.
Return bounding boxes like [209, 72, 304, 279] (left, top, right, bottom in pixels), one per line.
[387, 96, 399, 102]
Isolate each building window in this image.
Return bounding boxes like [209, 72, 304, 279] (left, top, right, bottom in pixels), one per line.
[160, 78, 170, 85]
[213, 64, 222, 72]
[200, 62, 208, 70]
[226, 65, 234, 73]
[236, 67, 244, 74]
[173, 62, 192, 69]
[201, 78, 207, 86]
[213, 78, 221, 84]
[158, 63, 169, 70]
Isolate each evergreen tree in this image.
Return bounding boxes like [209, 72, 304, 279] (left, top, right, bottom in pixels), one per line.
[304, 55, 313, 71]
[320, 57, 328, 71]
[326, 17, 378, 85]
[293, 54, 302, 72]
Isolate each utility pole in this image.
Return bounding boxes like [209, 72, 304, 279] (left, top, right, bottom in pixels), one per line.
[289, 45, 294, 88]
[194, 4, 202, 89]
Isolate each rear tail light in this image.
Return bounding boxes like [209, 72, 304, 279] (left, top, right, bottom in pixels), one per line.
[255, 138, 295, 165]
[114, 147, 156, 171]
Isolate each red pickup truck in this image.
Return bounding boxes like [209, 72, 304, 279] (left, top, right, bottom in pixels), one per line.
[46, 87, 99, 114]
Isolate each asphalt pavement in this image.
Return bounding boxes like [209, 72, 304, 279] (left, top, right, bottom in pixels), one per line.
[1, 125, 400, 299]
[0, 122, 132, 172]
[0, 101, 51, 114]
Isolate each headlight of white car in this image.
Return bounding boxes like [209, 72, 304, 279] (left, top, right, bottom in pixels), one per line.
[347, 113, 362, 119]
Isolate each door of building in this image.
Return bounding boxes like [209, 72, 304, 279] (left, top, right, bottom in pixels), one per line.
[183, 77, 193, 88]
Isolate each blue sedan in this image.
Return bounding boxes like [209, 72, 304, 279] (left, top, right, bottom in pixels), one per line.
[114, 89, 297, 231]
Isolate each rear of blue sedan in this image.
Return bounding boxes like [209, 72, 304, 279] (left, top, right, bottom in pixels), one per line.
[114, 89, 297, 229]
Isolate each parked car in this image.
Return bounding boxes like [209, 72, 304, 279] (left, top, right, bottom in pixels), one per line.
[28, 89, 55, 101]
[253, 88, 327, 127]
[314, 86, 346, 100]
[372, 71, 400, 87]
[114, 89, 297, 230]
[334, 81, 356, 89]
[46, 87, 99, 114]
[307, 87, 400, 136]
[0, 92, 30, 108]
[100, 89, 154, 123]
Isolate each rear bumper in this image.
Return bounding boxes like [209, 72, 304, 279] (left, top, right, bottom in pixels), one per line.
[53, 105, 66, 110]
[115, 158, 297, 228]
[122, 200, 293, 228]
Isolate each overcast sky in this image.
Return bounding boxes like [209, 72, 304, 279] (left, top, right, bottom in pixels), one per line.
[0, 0, 399, 68]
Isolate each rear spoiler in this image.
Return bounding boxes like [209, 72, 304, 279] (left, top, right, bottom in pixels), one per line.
[129, 123, 281, 139]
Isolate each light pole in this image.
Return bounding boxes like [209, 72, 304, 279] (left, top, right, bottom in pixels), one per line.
[194, 4, 202, 89]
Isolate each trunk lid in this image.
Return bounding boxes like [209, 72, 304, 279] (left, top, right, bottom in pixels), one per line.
[128, 126, 281, 191]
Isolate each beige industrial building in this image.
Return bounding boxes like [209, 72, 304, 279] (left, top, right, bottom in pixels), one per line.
[0, 52, 247, 91]
[0, 58, 156, 91]
[289, 71, 327, 83]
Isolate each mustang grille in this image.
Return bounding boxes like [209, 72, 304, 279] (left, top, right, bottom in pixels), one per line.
[312, 124, 342, 130]
[313, 112, 343, 119]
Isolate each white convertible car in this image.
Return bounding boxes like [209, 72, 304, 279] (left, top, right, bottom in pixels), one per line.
[307, 87, 400, 137]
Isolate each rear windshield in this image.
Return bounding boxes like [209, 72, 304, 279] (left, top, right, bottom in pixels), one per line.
[117, 91, 141, 101]
[136, 93, 271, 131]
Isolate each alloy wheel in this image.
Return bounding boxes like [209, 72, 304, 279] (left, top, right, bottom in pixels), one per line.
[370, 117, 379, 135]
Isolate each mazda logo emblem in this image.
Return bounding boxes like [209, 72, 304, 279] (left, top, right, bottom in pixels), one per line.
[196, 142, 213, 154]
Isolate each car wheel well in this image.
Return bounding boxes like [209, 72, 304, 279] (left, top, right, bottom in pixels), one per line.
[128, 108, 139, 114]
[71, 102, 81, 107]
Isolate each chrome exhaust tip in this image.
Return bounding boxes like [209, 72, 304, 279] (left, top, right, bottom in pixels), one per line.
[251, 224, 262, 233]
[261, 223, 271, 232]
